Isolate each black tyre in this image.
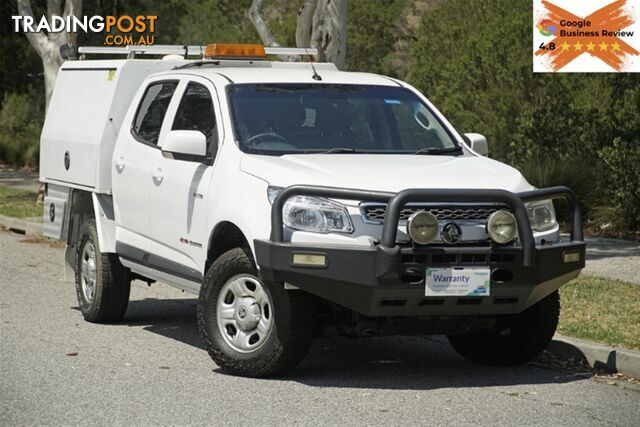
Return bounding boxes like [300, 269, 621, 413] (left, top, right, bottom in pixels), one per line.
[198, 247, 315, 377]
[447, 291, 560, 365]
[75, 219, 130, 323]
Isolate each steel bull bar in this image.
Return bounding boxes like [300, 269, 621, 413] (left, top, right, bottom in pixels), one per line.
[255, 185, 585, 316]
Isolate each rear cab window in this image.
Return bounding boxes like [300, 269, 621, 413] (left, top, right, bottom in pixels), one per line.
[131, 81, 178, 146]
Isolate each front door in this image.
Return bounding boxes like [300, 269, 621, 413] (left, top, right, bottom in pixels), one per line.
[147, 77, 222, 282]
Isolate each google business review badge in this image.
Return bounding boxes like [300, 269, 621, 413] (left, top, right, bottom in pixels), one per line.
[533, 0, 640, 72]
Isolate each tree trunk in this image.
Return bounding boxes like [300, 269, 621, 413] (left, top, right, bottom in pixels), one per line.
[310, 0, 347, 69]
[247, 0, 280, 48]
[295, 0, 318, 48]
[41, 43, 64, 109]
[16, 0, 83, 111]
[249, 0, 347, 69]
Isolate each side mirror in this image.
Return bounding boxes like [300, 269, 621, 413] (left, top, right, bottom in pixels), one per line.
[162, 130, 206, 157]
[464, 133, 489, 156]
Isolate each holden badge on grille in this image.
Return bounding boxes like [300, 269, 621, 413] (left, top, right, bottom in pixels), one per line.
[441, 222, 462, 244]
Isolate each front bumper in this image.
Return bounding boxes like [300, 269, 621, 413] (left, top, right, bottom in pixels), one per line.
[255, 186, 585, 317]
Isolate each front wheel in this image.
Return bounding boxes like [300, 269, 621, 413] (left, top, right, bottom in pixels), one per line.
[198, 247, 315, 377]
[447, 291, 560, 365]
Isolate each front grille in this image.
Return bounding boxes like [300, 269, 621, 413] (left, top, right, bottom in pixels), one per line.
[362, 204, 504, 223]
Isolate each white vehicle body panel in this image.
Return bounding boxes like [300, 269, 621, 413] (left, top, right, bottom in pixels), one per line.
[239, 154, 532, 193]
[91, 193, 117, 253]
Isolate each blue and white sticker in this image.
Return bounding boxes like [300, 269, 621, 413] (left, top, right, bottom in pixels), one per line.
[425, 267, 491, 297]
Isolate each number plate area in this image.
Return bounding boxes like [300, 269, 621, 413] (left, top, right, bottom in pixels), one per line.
[425, 267, 490, 297]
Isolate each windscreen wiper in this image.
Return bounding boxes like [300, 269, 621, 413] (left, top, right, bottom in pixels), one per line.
[321, 147, 361, 154]
[414, 146, 463, 155]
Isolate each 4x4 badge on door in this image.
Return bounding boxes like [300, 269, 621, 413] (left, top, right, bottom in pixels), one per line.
[441, 222, 461, 244]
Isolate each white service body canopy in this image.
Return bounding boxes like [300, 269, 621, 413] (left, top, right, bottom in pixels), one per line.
[40, 59, 187, 192]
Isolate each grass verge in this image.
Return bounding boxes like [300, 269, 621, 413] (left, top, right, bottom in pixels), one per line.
[559, 275, 639, 350]
[0, 185, 41, 218]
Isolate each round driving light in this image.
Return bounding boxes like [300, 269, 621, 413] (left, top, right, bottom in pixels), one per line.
[407, 211, 439, 245]
[487, 210, 517, 244]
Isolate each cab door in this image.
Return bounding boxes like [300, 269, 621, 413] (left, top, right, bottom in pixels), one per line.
[147, 77, 222, 282]
[112, 79, 179, 256]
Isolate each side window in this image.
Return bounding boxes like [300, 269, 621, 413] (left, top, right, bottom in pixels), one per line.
[172, 82, 217, 156]
[132, 81, 178, 146]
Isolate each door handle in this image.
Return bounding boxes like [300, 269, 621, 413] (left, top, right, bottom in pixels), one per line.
[152, 167, 164, 185]
[114, 156, 125, 173]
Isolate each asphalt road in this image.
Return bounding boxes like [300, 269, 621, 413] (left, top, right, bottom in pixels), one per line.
[583, 237, 640, 285]
[1, 231, 639, 426]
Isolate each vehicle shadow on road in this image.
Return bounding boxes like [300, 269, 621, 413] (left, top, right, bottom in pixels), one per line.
[119, 297, 591, 390]
[287, 336, 591, 390]
[121, 297, 204, 349]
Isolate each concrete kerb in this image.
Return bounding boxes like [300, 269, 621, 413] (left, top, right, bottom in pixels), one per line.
[0, 214, 42, 236]
[549, 334, 640, 379]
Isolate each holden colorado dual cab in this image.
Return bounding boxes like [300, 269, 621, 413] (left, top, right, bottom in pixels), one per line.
[40, 44, 585, 377]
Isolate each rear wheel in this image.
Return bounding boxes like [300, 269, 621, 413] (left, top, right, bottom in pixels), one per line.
[75, 220, 130, 323]
[198, 247, 315, 377]
[447, 291, 560, 365]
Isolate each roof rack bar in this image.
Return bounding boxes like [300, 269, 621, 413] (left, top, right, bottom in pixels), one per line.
[78, 45, 205, 56]
[78, 46, 130, 55]
[264, 47, 318, 56]
[77, 45, 318, 58]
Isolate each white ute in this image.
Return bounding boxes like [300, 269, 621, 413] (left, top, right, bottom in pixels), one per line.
[40, 44, 586, 377]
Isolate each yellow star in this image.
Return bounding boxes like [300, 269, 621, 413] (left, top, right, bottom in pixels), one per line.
[561, 41, 571, 51]
[573, 41, 583, 51]
[586, 42, 596, 51]
[599, 41, 608, 51]
[611, 42, 621, 51]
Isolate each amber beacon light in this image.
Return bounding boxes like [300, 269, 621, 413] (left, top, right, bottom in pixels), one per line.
[204, 43, 267, 59]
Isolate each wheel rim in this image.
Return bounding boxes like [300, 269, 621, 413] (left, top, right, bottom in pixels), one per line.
[216, 274, 274, 353]
[80, 241, 97, 303]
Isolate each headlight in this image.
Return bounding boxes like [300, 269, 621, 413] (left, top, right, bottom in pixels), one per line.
[525, 199, 557, 232]
[487, 210, 517, 244]
[283, 196, 353, 233]
[268, 187, 353, 234]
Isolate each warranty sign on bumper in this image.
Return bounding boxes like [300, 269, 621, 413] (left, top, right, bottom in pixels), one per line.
[425, 267, 490, 297]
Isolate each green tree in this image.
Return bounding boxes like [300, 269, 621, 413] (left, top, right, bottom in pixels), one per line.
[408, 0, 640, 232]
[346, 0, 407, 75]
[0, 88, 45, 167]
[177, 0, 258, 45]
[0, 2, 43, 106]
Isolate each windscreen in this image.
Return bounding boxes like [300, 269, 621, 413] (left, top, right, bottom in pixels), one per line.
[227, 84, 460, 155]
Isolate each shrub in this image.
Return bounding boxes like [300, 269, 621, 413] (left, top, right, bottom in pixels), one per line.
[598, 138, 640, 230]
[0, 89, 44, 168]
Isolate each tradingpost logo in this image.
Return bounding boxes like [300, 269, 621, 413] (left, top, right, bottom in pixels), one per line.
[537, 19, 558, 36]
[12, 15, 158, 46]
